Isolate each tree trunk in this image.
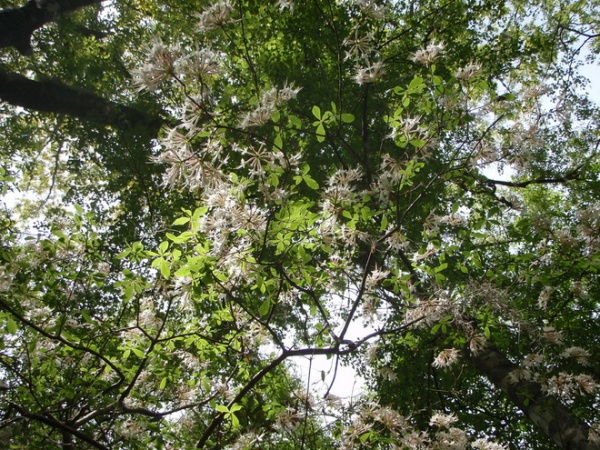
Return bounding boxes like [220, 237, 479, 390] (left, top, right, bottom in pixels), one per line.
[0, 67, 162, 134]
[0, 0, 103, 55]
[469, 345, 599, 450]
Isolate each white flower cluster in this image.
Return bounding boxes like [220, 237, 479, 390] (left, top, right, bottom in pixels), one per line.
[411, 41, 445, 65]
[354, 0, 388, 20]
[132, 39, 180, 92]
[133, 40, 222, 93]
[544, 372, 598, 399]
[277, 0, 294, 13]
[0, 264, 13, 292]
[429, 412, 458, 428]
[239, 84, 301, 128]
[343, 29, 375, 62]
[343, 8, 387, 85]
[353, 61, 386, 85]
[432, 348, 461, 369]
[196, 1, 234, 32]
[455, 62, 482, 80]
[405, 295, 456, 328]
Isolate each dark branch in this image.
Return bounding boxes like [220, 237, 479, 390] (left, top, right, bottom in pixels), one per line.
[480, 168, 581, 188]
[9, 402, 109, 450]
[0, 0, 103, 55]
[558, 24, 600, 40]
[0, 67, 162, 133]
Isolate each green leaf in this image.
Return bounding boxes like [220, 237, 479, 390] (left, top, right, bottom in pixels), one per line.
[274, 133, 283, 150]
[408, 76, 424, 91]
[173, 217, 190, 226]
[312, 105, 321, 120]
[259, 299, 271, 316]
[410, 139, 426, 148]
[316, 123, 326, 142]
[434, 262, 448, 273]
[175, 266, 191, 277]
[341, 113, 355, 123]
[6, 317, 17, 334]
[304, 175, 319, 190]
[160, 259, 171, 278]
[288, 115, 302, 128]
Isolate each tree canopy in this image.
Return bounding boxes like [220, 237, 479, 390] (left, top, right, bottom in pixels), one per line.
[1, 0, 599, 449]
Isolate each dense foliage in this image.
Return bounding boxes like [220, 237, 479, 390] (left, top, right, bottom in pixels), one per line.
[1, 0, 599, 448]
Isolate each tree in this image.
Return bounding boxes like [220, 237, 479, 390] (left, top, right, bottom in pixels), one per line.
[0, 0, 599, 448]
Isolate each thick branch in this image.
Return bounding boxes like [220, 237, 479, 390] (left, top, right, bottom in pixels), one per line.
[480, 168, 581, 188]
[0, 0, 102, 55]
[469, 345, 599, 450]
[0, 67, 162, 133]
[9, 403, 108, 450]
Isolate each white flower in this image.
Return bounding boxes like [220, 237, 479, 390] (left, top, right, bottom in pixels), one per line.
[537, 286, 553, 310]
[230, 432, 264, 450]
[365, 267, 390, 288]
[365, 343, 379, 364]
[132, 39, 180, 91]
[405, 297, 452, 328]
[355, 0, 387, 20]
[542, 326, 563, 345]
[343, 29, 375, 61]
[196, 1, 234, 31]
[472, 438, 509, 450]
[178, 48, 221, 79]
[560, 347, 591, 365]
[0, 265, 14, 292]
[401, 431, 429, 448]
[544, 372, 575, 398]
[373, 406, 407, 430]
[411, 41, 445, 65]
[261, 84, 301, 106]
[429, 412, 458, 428]
[432, 348, 460, 369]
[469, 333, 487, 356]
[400, 116, 424, 135]
[277, 0, 294, 13]
[325, 394, 342, 409]
[353, 61, 385, 84]
[239, 106, 273, 128]
[455, 62, 481, 80]
[378, 366, 397, 381]
[240, 85, 300, 128]
[412, 242, 437, 262]
[574, 374, 598, 395]
[238, 144, 273, 177]
[434, 427, 468, 449]
[507, 367, 531, 384]
[589, 423, 600, 444]
[522, 353, 544, 368]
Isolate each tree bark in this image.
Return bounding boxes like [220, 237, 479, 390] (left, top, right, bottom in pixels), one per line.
[0, 67, 163, 134]
[469, 345, 599, 450]
[0, 0, 103, 55]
